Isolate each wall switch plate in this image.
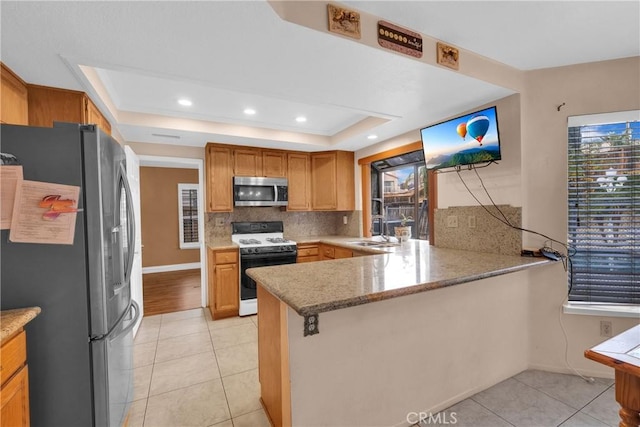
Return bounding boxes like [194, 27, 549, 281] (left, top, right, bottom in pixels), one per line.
[343, 215, 348, 225]
[600, 320, 612, 337]
[468, 215, 477, 228]
[215, 217, 225, 227]
[447, 216, 458, 228]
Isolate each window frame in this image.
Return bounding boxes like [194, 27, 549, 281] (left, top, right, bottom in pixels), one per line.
[358, 141, 437, 242]
[178, 183, 200, 249]
[567, 111, 639, 306]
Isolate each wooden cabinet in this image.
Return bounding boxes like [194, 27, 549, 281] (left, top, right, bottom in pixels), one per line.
[204, 142, 355, 213]
[27, 85, 111, 135]
[262, 150, 287, 178]
[287, 153, 311, 211]
[319, 243, 352, 260]
[205, 144, 233, 212]
[208, 248, 239, 319]
[311, 151, 355, 211]
[1, 63, 28, 125]
[233, 148, 287, 178]
[1, 330, 30, 427]
[296, 243, 320, 263]
[234, 148, 262, 176]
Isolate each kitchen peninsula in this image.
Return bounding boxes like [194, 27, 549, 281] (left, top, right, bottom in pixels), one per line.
[247, 240, 551, 427]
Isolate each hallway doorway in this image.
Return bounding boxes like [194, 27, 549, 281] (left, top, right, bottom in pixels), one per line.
[138, 155, 207, 317]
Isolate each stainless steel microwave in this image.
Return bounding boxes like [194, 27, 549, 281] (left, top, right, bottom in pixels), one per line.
[233, 176, 288, 207]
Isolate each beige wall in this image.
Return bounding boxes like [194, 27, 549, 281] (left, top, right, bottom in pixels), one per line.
[522, 57, 640, 376]
[140, 167, 200, 267]
[288, 272, 531, 426]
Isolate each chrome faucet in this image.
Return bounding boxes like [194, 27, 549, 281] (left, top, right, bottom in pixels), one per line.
[371, 214, 390, 241]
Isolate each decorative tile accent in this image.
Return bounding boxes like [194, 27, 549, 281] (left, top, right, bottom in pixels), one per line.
[434, 205, 522, 255]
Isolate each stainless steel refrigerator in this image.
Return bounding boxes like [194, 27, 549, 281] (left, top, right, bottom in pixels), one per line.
[1, 122, 139, 427]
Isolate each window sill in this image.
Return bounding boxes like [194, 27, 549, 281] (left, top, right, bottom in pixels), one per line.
[180, 242, 200, 250]
[563, 302, 640, 319]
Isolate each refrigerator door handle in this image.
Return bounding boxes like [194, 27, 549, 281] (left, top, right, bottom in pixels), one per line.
[110, 300, 140, 341]
[119, 163, 136, 285]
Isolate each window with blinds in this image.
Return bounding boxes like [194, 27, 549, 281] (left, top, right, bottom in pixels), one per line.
[178, 183, 199, 249]
[568, 112, 639, 304]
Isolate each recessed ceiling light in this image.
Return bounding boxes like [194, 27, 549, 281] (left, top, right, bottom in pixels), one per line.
[178, 98, 192, 107]
[244, 108, 256, 115]
[295, 116, 307, 123]
[367, 134, 378, 140]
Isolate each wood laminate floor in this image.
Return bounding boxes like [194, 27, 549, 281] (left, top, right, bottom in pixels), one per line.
[142, 269, 201, 316]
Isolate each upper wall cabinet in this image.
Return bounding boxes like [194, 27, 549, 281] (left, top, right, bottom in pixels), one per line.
[1, 63, 29, 125]
[311, 151, 355, 211]
[27, 85, 111, 135]
[234, 148, 262, 177]
[287, 152, 311, 211]
[262, 150, 287, 178]
[206, 144, 233, 212]
[232, 148, 287, 178]
[205, 143, 355, 212]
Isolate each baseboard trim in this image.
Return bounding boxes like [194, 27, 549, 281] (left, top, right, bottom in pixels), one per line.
[142, 262, 201, 274]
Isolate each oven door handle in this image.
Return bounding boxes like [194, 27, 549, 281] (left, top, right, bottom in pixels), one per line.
[241, 251, 297, 260]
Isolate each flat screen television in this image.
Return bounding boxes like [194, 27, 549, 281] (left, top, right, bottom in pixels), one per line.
[420, 106, 501, 170]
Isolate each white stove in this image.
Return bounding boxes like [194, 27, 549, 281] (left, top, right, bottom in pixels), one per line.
[231, 222, 297, 315]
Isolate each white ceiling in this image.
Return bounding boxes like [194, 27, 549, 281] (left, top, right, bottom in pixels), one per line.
[1, 1, 638, 152]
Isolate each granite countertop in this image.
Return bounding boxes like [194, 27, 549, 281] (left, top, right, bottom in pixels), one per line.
[1, 307, 41, 343]
[207, 238, 238, 251]
[247, 239, 551, 317]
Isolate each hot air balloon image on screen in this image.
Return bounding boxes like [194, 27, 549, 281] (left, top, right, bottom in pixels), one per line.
[420, 106, 502, 170]
[456, 122, 467, 140]
[466, 115, 490, 145]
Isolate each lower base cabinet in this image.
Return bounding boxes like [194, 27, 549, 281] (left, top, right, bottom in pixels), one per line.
[208, 248, 239, 319]
[1, 330, 30, 427]
[296, 244, 320, 263]
[319, 243, 353, 260]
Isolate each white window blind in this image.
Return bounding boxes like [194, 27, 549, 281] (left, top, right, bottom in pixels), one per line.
[568, 112, 639, 304]
[178, 183, 199, 249]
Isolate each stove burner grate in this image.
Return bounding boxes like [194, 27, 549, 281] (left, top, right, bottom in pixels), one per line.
[265, 237, 289, 244]
[239, 238, 262, 245]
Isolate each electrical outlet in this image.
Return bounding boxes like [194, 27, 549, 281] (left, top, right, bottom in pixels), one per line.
[600, 320, 612, 337]
[215, 217, 225, 227]
[447, 216, 458, 228]
[343, 215, 348, 225]
[468, 215, 477, 228]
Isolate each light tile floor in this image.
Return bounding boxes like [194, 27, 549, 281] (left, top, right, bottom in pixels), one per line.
[416, 369, 620, 427]
[132, 308, 621, 427]
[130, 308, 270, 427]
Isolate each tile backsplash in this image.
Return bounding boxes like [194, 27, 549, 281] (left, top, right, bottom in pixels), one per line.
[206, 208, 361, 242]
[434, 205, 522, 255]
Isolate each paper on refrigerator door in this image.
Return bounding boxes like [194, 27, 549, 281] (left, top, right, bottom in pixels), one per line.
[9, 180, 80, 244]
[0, 165, 23, 229]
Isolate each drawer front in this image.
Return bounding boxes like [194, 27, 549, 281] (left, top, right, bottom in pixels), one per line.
[297, 246, 319, 257]
[1, 330, 26, 386]
[215, 250, 238, 265]
[322, 246, 335, 259]
[297, 255, 320, 263]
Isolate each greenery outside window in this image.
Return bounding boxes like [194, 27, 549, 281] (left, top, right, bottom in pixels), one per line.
[178, 183, 200, 249]
[567, 111, 639, 304]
